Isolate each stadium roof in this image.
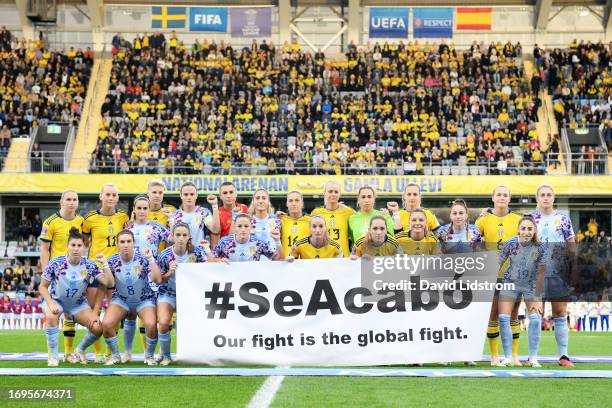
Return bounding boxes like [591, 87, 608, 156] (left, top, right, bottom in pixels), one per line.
[3, 0, 604, 5]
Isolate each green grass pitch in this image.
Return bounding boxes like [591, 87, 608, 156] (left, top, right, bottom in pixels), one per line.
[0, 330, 610, 407]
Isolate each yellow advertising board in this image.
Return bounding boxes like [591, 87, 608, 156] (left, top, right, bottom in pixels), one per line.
[0, 174, 610, 196]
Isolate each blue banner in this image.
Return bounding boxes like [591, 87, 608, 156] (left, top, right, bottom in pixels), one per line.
[189, 7, 228, 32]
[413, 8, 453, 38]
[369, 8, 409, 38]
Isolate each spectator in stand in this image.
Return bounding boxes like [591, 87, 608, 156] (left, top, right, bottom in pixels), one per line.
[18, 216, 32, 246]
[0, 26, 11, 52]
[0, 33, 92, 148]
[92, 36, 544, 175]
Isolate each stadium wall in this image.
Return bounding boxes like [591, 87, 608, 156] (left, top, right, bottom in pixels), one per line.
[1, 3, 607, 51]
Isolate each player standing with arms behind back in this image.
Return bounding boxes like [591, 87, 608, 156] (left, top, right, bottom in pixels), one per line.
[280, 191, 311, 256]
[39, 190, 84, 360]
[171, 182, 220, 245]
[249, 189, 281, 259]
[311, 181, 355, 257]
[532, 184, 577, 367]
[349, 186, 394, 245]
[146, 179, 177, 228]
[216, 181, 249, 239]
[476, 186, 522, 366]
[82, 183, 129, 362]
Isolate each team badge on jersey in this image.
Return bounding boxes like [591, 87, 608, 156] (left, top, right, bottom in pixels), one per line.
[249, 246, 256, 255]
[145, 227, 152, 235]
[134, 265, 141, 275]
[292, 224, 298, 234]
[109, 226, 114, 234]
[79, 268, 87, 279]
[268, 221, 276, 229]
[188, 255, 196, 262]
[330, 217, 336, 228]
[497, 227, 504, 238]
[195, 215, 202, 225]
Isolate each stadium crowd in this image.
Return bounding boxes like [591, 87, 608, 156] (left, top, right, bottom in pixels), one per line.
[534, 40, 611, 174]
[535, 40, 611, 129]
[90, 34, 549, 175]
[0, 31, 93, 170]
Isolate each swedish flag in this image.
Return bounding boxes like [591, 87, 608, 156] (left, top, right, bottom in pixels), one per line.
[151, 6, 186, 29]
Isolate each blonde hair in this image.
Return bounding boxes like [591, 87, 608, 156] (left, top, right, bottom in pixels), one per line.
[248, 189, 274, 216]
[323, 180, 341, 208]
[147, 179, 165, 190]
[60, 189, 78, 200]
[101, 183, 118, 193]
[310, 215, 330, 245]
[409, 208, 430, 236]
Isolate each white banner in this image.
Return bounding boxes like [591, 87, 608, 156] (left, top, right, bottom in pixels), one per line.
[176, 258, 496, 366]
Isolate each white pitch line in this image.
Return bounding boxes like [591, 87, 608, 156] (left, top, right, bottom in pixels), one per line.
[246, 369, 286, 408]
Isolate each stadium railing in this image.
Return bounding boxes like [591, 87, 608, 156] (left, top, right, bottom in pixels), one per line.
[86, 159, 553, 176]
[29, 152, 65, 173]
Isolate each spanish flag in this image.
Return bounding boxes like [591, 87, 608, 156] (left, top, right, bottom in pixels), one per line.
[151, 6, 186, 29]
[456, 7, 492, 30]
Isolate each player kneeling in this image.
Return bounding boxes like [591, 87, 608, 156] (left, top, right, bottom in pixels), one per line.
[498, 216, 546, 368]
[101, 230, 161, 366]
[39, 228, 114, 367]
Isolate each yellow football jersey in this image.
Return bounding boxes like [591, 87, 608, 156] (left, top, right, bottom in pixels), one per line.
[395, 231, 439, 255]
[39, 212, 84, 259]
[311, 205, 355, 256]
[146, 203, 176, 228]
[355, 235, 402, 257]
[475, 211, 522, 251]
[398, 208, 440, 232]
[280, 214, 311, 256]
[291, 237, 343, 259]
[83, 209, 129, 262]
